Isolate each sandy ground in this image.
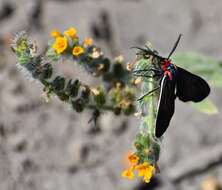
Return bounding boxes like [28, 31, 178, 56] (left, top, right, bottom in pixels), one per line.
[0, 0, 222, 190]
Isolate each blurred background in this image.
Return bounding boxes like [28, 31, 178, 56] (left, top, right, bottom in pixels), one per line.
[0, 0, 222, 190]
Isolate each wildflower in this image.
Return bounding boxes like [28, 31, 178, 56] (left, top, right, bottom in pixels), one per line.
[134, 77, 142, 85]
[121, 167, 135, 180]
[144, 148, 150, 155]
[136, 162, 149, 177]
[72, 46, 84, 56]
[143, 169, 153, 183]
[134, 112, 142, 117]
[135, 162, 155, 183]
[128, 154, 139, 165]
[52, 37, 68, 54]
[119, 100, 131, 109]
[83, 38, 93, 47]
[136, 162, 154, 176]
[115, 82, 122, 89]
[91, 51, 100, 59]
[97, 64, 104, 71]
[64, 27, 77, 39]
[50, 30, 61, 38]
[115, 55, 124, 63]
[91, 88, 100, 96]
[91, 47, 103, 59]
[126, 61, 134, 71]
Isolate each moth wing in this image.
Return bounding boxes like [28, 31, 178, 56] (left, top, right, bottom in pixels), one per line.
[176, 67, 210, 102]
[155, 75, 176, 138]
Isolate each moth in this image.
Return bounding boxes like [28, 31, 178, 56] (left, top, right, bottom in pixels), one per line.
[133, 34, 210, 138]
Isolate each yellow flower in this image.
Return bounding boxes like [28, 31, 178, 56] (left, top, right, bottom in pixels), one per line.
[135, 162, 154, 183]
[84, 38, 93, 47]
[136, 162, 149, 177]
[121, 167, 135, 180]
[143, 166, 154, 183]
[64, 27, 77, 38]
[52, 37, 68, 54]
[128, 154, 139, 165]
[50, 30, 61, 38]
[144, 173, 152, 183]
[72, 46, 84, 56]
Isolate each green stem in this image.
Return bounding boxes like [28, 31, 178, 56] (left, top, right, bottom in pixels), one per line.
[147, 77, 157, 137]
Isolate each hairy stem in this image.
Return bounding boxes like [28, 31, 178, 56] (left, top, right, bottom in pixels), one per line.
[147, 77, 156, 136]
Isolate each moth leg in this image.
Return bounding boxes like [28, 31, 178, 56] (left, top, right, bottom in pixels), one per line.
[133, 68, 161, 73]
[133, 74, 153, 78]
[88, 109, 100, 131]
[137, 86, 160, 101]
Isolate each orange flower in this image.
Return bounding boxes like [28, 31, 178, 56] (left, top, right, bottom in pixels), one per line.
[121, 167, 135, 180]
[64, 27, 77, 39]
[50, 30, 61, 38]
[72, 46, 84, 56]
[84, 38, 93, 46]
[52, 37, 68, 54]
[128, 154, 139, 165]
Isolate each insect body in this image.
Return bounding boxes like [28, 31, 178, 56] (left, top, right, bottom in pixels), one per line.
[161, 59, 177, 80]
[134, 34, 210, 138]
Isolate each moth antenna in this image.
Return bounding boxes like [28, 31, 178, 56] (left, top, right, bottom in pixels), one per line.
[130, 46, 146, 51]
[167, 34, 182, 59]
[144, 48, 164, 60]
[132, 46, 164, 60]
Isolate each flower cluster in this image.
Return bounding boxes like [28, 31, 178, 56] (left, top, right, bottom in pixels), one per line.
[12, 28, 161, 185]
[120, 56, 161, 184]
[50, 27, 91, 56]
[12, 28, 136, 122]
[122, 153, 155, 183]
[109, 83, 135, 115]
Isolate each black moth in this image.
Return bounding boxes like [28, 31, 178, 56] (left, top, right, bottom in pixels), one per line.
[134, 34, 210, 138]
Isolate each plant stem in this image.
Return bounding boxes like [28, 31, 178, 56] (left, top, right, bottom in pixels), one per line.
[147, 77, 156, 136]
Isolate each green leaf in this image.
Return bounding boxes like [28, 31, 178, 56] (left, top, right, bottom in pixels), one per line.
[191, 99, 218, 115]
